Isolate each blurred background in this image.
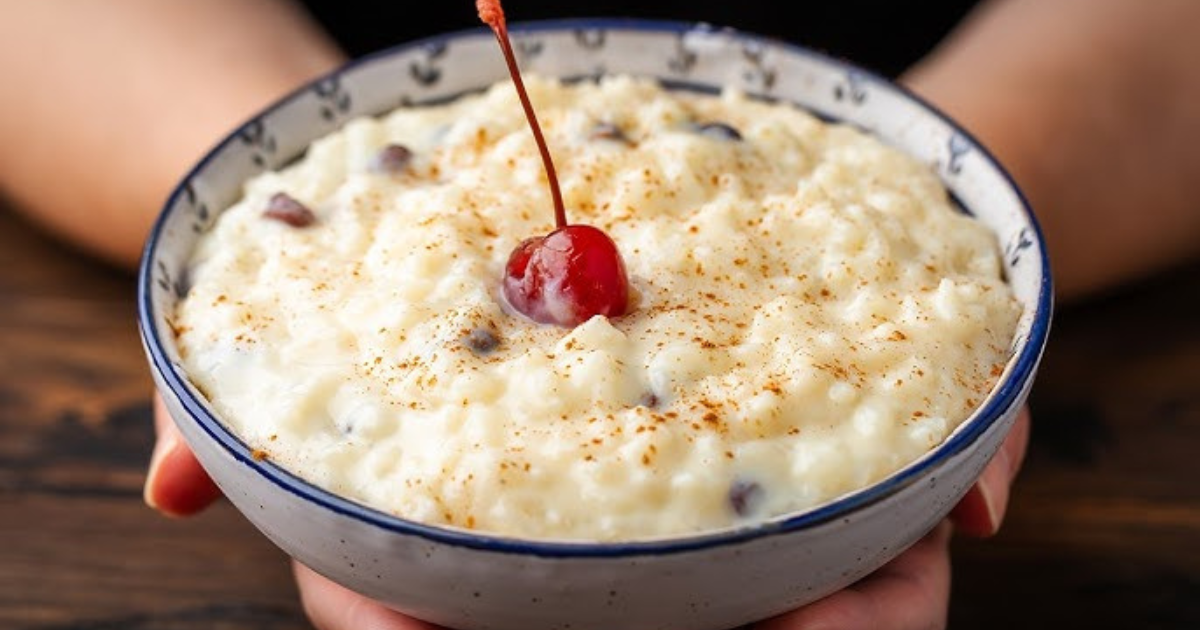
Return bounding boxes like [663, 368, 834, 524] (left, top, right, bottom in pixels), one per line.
[301, 0, 978, 79]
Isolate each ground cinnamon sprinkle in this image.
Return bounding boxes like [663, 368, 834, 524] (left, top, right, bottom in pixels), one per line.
[173, 61, 1020, 540]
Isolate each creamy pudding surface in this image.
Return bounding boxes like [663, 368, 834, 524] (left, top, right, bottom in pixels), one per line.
[174, 74, 1020, 541]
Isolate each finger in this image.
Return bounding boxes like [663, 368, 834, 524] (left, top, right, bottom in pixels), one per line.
[293, 561, 445, 630]
[756, 521, 954, 630]
[950, 406, 1032, 537]
[144, 394, 223, 517]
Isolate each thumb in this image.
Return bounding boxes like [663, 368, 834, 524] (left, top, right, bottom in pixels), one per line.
[950, 406, 1031, 537]
[144, 394, 223, 517]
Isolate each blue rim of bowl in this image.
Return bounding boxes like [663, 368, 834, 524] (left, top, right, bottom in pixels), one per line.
[138, 17, 1053, 558]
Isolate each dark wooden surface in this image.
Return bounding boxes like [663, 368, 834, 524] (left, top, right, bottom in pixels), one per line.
[1, 200, 1197, 630]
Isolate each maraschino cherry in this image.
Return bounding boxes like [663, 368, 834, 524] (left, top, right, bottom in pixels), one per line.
[478, 0, 631, 328]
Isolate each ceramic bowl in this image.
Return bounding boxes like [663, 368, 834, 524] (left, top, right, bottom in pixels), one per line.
[138, 19, 1052, 630]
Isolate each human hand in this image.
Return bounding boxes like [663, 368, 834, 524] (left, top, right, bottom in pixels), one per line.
[143, 395, 223, 517]
[144, 394, 445, 629]
[756, 406, 1030, 630]
[145, 397, 1028, 630]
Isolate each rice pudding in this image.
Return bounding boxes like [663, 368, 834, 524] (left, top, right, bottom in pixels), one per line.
[173, 74, 1020, 541]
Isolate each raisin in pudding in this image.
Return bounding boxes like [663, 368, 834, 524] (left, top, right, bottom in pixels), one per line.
[173, 73, 1021, 541]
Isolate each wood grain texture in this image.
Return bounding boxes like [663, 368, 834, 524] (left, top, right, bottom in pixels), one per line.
[1, 199, 1197, 629]
[951, 260, 1200, 629]
[0, 205, 307, 630]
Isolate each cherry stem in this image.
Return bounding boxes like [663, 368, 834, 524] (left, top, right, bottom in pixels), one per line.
[477, 0, 567, 229]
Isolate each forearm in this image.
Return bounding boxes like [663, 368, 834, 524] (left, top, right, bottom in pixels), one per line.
[903, 0, 1200, 303]
[0, 0, 345, 270]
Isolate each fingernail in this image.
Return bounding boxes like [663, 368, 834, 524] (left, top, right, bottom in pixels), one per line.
[975, 481, 1000, 536]
[977, 446, 1011, 535]
[143, 428, 181, 511]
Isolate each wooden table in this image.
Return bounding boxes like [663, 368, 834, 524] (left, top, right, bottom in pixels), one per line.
[2, 200, 1197, 629]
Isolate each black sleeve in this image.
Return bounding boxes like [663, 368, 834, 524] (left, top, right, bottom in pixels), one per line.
[296, 0, 980, 78]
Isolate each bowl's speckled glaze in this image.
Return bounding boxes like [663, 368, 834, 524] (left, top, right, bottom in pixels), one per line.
[138, 20, 1051, 630]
